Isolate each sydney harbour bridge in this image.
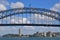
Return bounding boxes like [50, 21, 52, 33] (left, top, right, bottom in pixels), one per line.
[0, 7, 60, 27]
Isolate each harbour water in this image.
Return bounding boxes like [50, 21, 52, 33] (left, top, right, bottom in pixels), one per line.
[0, 37, 60, 40]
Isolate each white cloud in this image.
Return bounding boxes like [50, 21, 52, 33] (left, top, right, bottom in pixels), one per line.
[0, 0, 8, 11]
[0, 4, 7, 11]
[0, 16, 30, 24]
[10, 17, 30, 24]
[40, 27, 60, 32]
[29, 13, 55, 24]
[0, 27, 16, 31]
[50, 3, 60, 11]
[0, 0, 9, 5]
[11, 2, 24, 8]
[23, 26, 35, 30]
[34, 14, 53, 20]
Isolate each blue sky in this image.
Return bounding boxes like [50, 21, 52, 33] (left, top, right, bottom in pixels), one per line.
[0, 0, 60, 36]
[6, 0, 60, 9]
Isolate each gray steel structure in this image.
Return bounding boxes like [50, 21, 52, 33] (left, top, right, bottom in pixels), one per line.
[0, 7, 60, 27]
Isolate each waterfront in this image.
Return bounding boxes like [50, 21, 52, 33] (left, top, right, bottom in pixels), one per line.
[2, 28, 60, 38]
[0, 37, 60, 40]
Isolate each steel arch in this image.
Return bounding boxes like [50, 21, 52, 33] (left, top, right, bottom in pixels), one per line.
[0, 7, 60, 21]
[0, 7, 60, 26]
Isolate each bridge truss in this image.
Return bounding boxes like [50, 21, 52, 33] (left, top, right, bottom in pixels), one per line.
[0, 7, 60, 27]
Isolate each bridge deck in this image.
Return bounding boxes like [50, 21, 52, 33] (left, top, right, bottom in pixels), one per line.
[0, 24, 60, 27]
